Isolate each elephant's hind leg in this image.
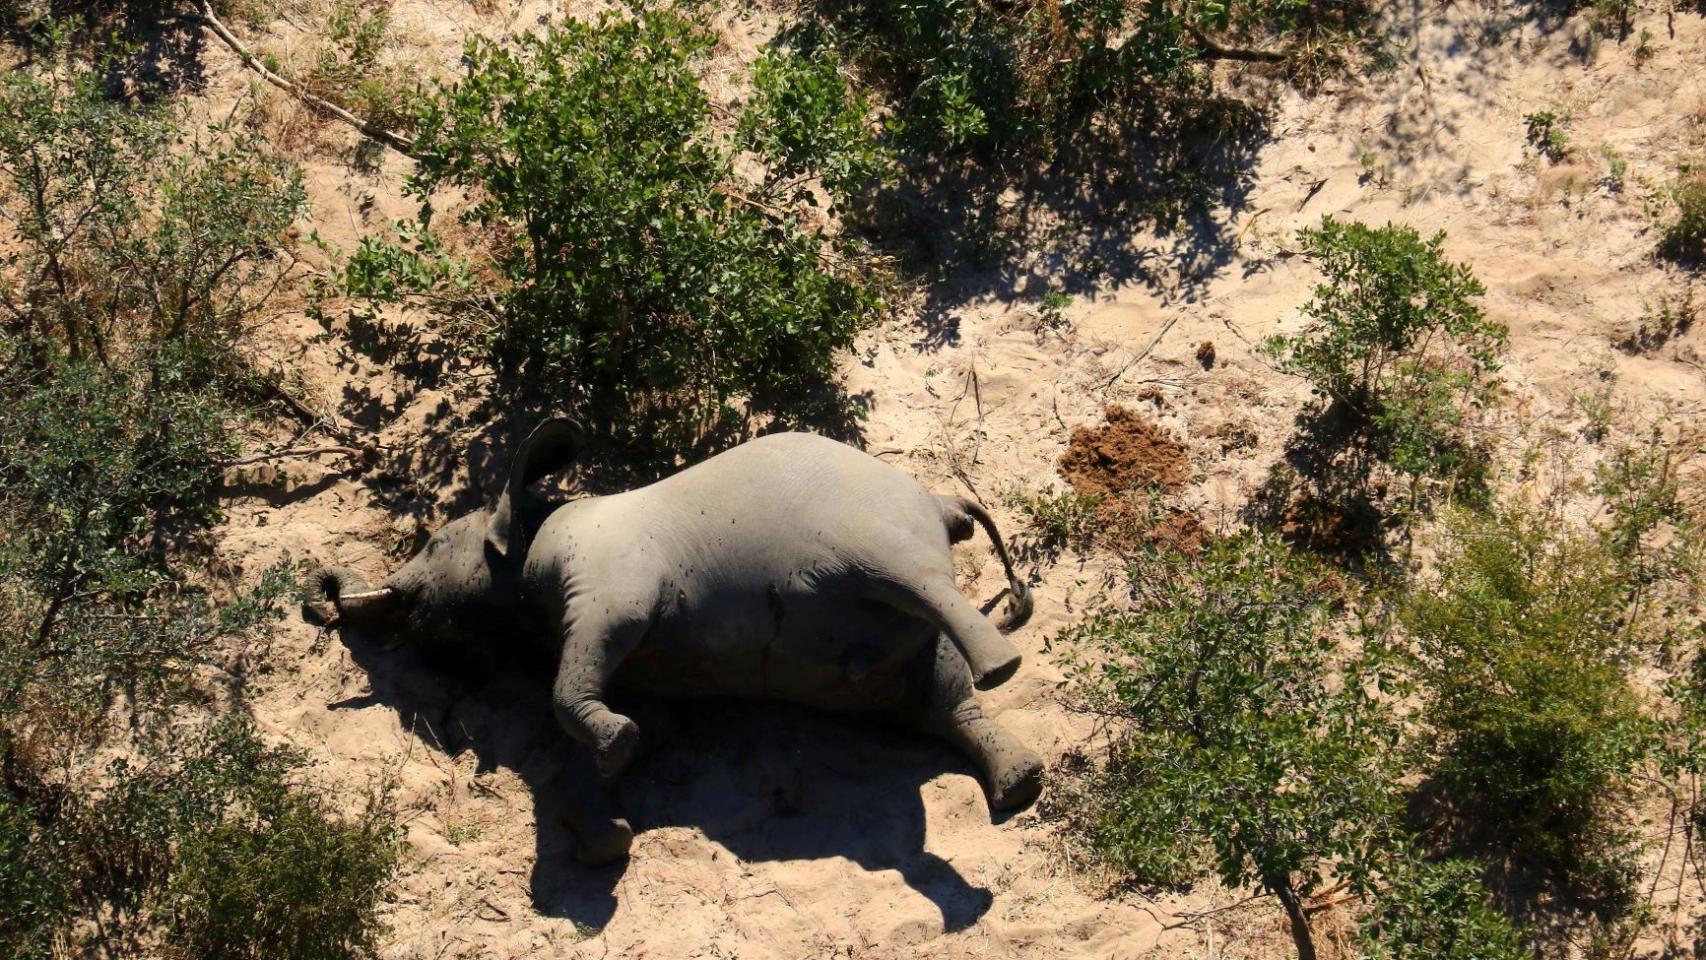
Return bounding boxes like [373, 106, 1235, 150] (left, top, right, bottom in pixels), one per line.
[881, 575, 1022, 690]
[912, 638, 1043, 813]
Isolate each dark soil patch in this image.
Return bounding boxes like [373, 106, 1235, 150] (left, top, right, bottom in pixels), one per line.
[1277, 491, 1385, 557]
[1058, 405, 1190, 497]
[1144, 509, 1207, 555]
[1058, 406, 1200, 554]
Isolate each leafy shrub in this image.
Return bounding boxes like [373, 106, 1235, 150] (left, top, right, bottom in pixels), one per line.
[805, 0, 1355, 164]
[0, 53, 399, 960]
[1056, 533, 1400, 959]
[1, 532, 401, 958]
[342, 6, 883, 459]
[0, 349, 236, 651]
[1052, 532, 1546, 958]
[1398, 505, 1656, 901]
[1360, 855, 1529, 960]
[1264, 218, 1506, 506]
[738, 42, 888, 201]
[1523, 110, 1569, 162]
[0, 55, 301, 645]
[774, 0, 1369, 280]
[1660, 168, 1706, 263]
[3, 709, 400, 960]
[162, 744, 399, 960]
[1004, 487, 1103, 560]
[0, 57, 303, 371]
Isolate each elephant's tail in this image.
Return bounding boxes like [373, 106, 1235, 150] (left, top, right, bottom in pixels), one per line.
[943, 496, 1033, 632]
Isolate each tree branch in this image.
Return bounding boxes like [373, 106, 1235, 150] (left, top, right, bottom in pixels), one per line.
[184, 2, 418, 157]
[223, 445, 365, 467]
[1189, 26, 1289, 64]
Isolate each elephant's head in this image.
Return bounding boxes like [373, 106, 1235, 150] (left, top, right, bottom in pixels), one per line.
[303, 418, 582, 647]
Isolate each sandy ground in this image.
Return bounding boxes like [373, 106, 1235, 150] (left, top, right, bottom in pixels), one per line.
[189, 1, 1706, 957]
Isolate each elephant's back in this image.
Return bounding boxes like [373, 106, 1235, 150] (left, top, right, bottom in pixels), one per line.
[642, 432, 942, 536]
[547, 432, 960, 712]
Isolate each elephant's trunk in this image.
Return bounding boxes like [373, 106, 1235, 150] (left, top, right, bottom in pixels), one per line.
[302, 566, 403, 627]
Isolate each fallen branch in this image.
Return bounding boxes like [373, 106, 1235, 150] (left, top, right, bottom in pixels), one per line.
[1303, 894, 1357, 915]
[1161, 893, 1266, 931]
[224, 445, 365, 467]
[187, 1, 417, 157]
[260, 376, 326, 427]
[1097, 314, 1179, 392]
[1189, 26, 1289, 64]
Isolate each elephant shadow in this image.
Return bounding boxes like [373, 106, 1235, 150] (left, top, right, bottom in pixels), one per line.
[329, 626, 998, 934]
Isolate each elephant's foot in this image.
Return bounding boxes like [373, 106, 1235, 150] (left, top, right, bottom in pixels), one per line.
[592, 713, 641, 780]
[985, 749, 1044, 813]
[970, 649, 1022, 691]
[933, 699, 1044, 814]
[571, 816, 634, 866]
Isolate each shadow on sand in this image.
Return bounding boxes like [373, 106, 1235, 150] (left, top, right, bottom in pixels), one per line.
[328, 623, 1001, 933]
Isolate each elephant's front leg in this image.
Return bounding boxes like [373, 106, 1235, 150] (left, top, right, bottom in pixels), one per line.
[911, 637, 1043, 813]
[552, 612, 647, 780]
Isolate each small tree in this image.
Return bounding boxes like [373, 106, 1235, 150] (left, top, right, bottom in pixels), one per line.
[1056, 533, 1532, 958]
[1264, 218, 1506, 508]
[1399, 504, 1657, 904]
[0, 60, 304, 371]
[0, 53, 399, 959]
[1058, 533, 1400, 959]
[342, 6, 885, 460]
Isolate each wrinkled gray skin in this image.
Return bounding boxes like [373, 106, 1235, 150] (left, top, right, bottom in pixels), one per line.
[307, 420, 1041, 865]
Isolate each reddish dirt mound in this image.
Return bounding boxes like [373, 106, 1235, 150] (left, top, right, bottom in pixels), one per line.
[1058, 406, 1201, 554]
[1059, 405, 1190, 496]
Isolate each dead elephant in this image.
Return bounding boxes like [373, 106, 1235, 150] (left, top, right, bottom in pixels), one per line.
[306, 420, 1041, 864]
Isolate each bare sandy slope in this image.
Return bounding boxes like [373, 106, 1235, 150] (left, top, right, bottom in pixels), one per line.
[199, 2, 1706, 957]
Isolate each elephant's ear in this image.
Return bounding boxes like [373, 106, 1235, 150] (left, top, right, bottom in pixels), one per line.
[487, 417, 583, 560]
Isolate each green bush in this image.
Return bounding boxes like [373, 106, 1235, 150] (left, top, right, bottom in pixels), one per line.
[2, 710, 400, 960]
[1053, 532, 1546, 958]
[1004, 486, 1103, 559]
[1264, 218, 1506, 501]
[162, 745, 400, 960]
[342, 6, 883, 459]
[1056, 533, 1401, 959]
[2, 550, 401, 959]
[1659, 169, 1706, 263]
[0, 53, 399, 960]
[1360, 855, 1529, 960]
[738, 43, 888, 201]
[0, 61, 304, 370]
[1399, 505, 1655, 900]
[805, 0, 1354, 163]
